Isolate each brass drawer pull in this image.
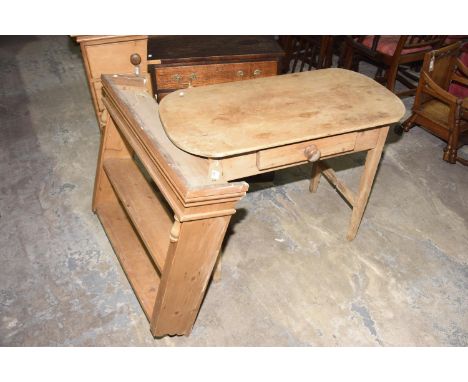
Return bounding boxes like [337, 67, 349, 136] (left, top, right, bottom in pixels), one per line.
[188, 73, 197, 88]
[173, 74, 182, 82]
[253, 69, 262, 76]
[237, 70, 244, 77]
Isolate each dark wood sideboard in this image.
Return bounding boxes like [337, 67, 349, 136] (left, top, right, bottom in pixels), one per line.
[147, 36, 285, 101]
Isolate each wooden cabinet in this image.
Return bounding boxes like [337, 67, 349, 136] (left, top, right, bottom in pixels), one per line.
[76, 35, 149, 130]
[147, 36, 284, 101]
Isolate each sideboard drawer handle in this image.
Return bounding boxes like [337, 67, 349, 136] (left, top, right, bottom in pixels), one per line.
[237, 70, 244, 77]
[253, 69, 262, 76]
[188, 73, 197, 88]
[173, 74, 182, 82]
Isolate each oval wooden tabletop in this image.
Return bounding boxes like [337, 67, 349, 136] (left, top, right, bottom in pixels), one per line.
[159, 69, 406, 158]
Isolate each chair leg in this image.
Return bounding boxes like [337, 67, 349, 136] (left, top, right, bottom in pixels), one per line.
[443, 145, 457, 163]
[385, 64, 398, 93]
[443, 118, 462, 164]
[402, 113, 417, 132]
[456, 156, 468, 166]
[443, 143, 459, 164]
[342, 44, 354, 69]
[337, 40, 348, 68]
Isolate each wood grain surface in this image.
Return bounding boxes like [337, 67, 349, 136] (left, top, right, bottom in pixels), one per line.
[159, 69, 406, 158]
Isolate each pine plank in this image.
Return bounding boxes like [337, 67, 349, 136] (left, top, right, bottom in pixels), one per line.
[159, 69, 406, 158]
[96, 200, 160, 319]
[103, 158, 172, 272]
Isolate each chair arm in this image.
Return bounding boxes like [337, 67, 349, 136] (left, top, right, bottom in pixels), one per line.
[421, 72, 458, 104]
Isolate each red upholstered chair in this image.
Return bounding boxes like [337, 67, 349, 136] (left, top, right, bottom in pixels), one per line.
[342, 35, 447, 96]
[403, 42, 468, 165]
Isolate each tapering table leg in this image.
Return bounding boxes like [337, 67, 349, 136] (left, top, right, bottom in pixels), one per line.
[309, 161, 322, 193]
[346, 126, 389, 240]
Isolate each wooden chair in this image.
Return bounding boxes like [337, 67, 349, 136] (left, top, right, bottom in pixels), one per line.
[403, 42, 468, 165]
[448, 42, 468, 99]
[278, 36, 334, 73]
[342, 36, 447, 96]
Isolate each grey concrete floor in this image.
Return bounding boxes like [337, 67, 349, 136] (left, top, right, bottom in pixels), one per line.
[0, 36, 467, 346]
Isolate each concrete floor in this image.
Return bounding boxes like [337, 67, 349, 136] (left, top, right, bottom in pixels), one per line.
[0, 36, 467, 346]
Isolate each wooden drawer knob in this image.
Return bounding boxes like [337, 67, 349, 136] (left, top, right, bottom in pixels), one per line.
[130, 53, 141, 76]
[130, 53, 141, 66]
[304, 145, 321, 162]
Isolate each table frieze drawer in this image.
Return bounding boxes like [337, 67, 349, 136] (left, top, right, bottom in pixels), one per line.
[256, 132, 358, 170]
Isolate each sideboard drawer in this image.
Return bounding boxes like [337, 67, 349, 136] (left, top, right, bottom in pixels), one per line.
[256, 132, 358, 170]
[155, 62, 255, 90]
[249, 61, 278, 78]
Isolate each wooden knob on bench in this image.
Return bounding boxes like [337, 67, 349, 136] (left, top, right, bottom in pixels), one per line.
[304, 144, 321, 162]
[130, 53, 141, 66]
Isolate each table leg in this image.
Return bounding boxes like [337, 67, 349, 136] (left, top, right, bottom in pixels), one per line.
[346, 126, 389, 240]
[309, 161, 322, 193]
[150, 215, 232, 336]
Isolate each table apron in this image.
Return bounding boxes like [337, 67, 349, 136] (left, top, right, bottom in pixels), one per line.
[220, 127, 382, 181]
